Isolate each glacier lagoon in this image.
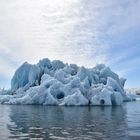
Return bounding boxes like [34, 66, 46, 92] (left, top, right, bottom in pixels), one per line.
[0, 101, 140, 140]
[1, 0, 140, 139]
[0, 58, 140, 139]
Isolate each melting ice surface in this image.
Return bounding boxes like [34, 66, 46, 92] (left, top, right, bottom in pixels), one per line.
[0, 58, 137, 105]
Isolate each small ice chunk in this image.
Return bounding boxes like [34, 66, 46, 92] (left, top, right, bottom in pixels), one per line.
[38, 58, 52, 69]
[28, 65, 41, 86]
[91, 87, 112, 106]
[54, 69, 69, 84]
[61, 89, 88, 106]
[119, 78, 126, 87]
[44, 92, 58, 105]
[111, 92, 123, 105]
[52, 60, 65, 70]
[107, 77, 124, 96]
[11, 62, 32, 91]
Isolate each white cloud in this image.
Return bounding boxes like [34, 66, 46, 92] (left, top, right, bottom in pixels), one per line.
[0, 0, 140, 88]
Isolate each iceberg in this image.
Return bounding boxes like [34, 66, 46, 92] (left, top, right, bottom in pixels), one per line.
[0, 58, 137, 105]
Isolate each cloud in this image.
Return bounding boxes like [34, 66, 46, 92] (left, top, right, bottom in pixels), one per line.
[0, 0, 140, 88]
[96, 0, 140, 75]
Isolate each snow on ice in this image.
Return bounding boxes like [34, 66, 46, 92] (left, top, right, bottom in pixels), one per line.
[0, 58, 138, 105]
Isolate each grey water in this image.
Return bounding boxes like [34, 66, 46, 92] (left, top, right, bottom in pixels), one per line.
[1, 1, 140, 139]
[0, 102, 140, 140]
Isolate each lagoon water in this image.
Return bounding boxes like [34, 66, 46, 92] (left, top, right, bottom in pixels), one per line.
[0, 101, 140, 140]
[1, 1, 140, 139]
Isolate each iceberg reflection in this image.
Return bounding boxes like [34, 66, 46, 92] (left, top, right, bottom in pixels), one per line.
[7, 105, 129, 140]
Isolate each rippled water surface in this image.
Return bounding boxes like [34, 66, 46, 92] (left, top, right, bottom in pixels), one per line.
[0, 2, 140, 139]
[0, 102, 140, 140]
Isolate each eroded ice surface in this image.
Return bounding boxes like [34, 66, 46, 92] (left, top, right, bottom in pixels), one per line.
[0, 58, 137, 105]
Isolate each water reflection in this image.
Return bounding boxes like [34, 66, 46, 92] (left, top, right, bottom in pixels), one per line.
[7, 105, 130, 140]
[0, 105, 11, 140]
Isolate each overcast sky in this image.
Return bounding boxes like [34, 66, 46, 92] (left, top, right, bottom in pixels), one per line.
[0, 0, 140, 89]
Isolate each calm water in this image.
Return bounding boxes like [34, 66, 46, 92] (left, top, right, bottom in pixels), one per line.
[0, 102, 140, 140]
[1, 1, 140, 139]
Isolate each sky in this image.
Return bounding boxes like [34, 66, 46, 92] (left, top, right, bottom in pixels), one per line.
[0, 0, 140, 89]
